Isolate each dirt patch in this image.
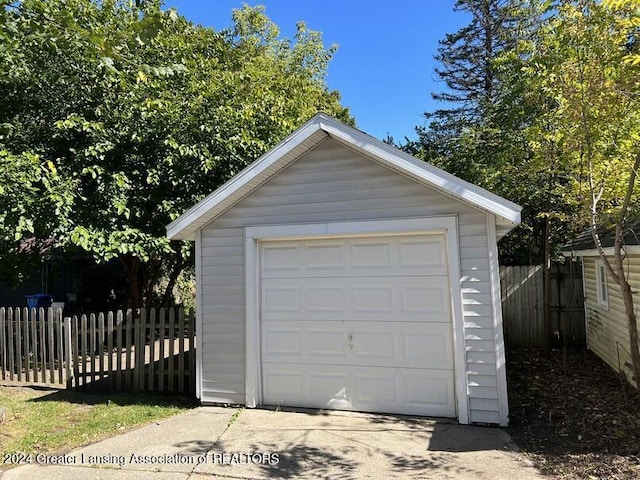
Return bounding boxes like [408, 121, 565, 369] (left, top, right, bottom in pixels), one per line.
[507, 348, 640, 479]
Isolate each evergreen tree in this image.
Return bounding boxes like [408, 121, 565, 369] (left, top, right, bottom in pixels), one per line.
[408, 0, 560, 265]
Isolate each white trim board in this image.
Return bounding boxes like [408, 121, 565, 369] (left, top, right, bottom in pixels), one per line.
[563, 246, 640, 256]
[486, 213, 510, 426]
[243, 217, 470, 424]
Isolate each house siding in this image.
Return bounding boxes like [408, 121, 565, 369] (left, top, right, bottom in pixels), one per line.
[199, 138, 503, 422]
[583, 255, 640, 384]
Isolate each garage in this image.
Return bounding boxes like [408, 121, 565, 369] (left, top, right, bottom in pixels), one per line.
[166, 113, 521, 425]
[260, 234, 455, 417]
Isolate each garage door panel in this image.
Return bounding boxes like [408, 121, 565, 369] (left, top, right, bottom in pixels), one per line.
[262, 321, 452, 369]
[262, 276, 450, 322]
[350, 241, 392, 268]
[261, 235, 448, 278]
[262, 285, 300, 313]
[305, 243, 345, 270]
[399, 238, 448, 275]
[308, 372, 350, 407]
[402, 328, 453, 370]
[352, 285, 394, 313]
[262, 244, 300, 272]
[403, 370, 455, 414]
[262, 369, 303, 399]
[306, 286, 347, 312]
[262, 327, 302, 355]
[262, 363, 455, 417]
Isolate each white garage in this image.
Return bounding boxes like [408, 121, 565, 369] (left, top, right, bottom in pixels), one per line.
[167, 114, 521, 425]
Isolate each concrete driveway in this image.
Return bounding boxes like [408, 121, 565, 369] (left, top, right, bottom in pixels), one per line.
[1, 407, 544, 480]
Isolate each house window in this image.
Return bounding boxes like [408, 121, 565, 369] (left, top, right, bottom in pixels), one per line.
[595, 260, 609, 309]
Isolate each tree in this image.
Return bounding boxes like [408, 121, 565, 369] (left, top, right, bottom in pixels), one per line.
[525, 0, 640, 382]
[0, 0, 351, 307]
[408, 1, 560, 265]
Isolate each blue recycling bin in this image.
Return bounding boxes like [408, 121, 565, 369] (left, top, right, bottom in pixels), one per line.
[26, 294, 53, 309]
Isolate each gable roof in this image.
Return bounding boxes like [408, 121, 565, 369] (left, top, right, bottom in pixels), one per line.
[167, 113, 522, 241]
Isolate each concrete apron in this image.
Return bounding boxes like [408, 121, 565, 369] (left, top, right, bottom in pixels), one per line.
[0, 407, 545, 480]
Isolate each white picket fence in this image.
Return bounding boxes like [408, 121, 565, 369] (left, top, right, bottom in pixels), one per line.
[0, 307, 195, 394]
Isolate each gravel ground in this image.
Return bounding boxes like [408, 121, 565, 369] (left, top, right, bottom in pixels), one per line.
[507, 348, 640, 479]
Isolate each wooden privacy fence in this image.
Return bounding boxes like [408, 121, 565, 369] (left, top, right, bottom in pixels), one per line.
[0, 307, 195, 394]
[500, 263, 585, 348]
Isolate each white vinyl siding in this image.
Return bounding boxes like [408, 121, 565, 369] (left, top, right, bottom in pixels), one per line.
[199, 138, 503, 423]
[584, 255, 640, 385]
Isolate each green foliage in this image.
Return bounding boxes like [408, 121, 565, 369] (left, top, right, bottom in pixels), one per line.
[410, 0, 556, 264]
[0, 0, 350, 305]
[524, 0, 640, 232]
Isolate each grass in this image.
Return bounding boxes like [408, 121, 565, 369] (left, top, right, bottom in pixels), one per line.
[0, 385, 196, 467]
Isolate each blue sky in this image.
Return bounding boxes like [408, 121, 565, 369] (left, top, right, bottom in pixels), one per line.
[164, 1, 468, 142]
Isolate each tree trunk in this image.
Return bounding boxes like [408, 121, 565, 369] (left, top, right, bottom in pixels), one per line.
[120, 256, 142, 309]
[161, 252, 184, 308]
[621, 276, 640, 386]
[543, 216, 552, 355]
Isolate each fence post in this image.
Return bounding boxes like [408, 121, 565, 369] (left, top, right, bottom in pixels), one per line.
[148, 307, 156, 392]
[125, 309, 133, 390]
[47, 307, 55, 384]
[98, 313, 105, 384]
[88, 313, 95, 391]
[16, 308, 23, 382]
[168, 308, 175, 393]
[115, 310, 123, 390]
[158, 308, 165, 392]
[0, 307, 5, 381]
[56, 309, 64, 384]
[107, 311, 114, 389]
[133, 309, 143, 393]
[7, 308, 14, 381]
[71, 315, 80, 390]
[64, 317, 72, 389]
[178, 308, 185, 394]
[188, 309, 195, 393]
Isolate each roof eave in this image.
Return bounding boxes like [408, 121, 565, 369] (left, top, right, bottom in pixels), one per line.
[318, 115, 522, 226]
[562, 246, 640, 257]
[167, 113, 522, 241]
[166, 116, 326, 241]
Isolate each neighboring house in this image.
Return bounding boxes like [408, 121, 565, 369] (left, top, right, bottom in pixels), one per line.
[564, 222, 640, 383]
[167, 113, 521, 426]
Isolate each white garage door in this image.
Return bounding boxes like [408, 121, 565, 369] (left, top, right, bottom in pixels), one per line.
[260, 234, 456, 417]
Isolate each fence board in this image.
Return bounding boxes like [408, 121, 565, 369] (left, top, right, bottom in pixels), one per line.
[125, 309, 133, 390]
[158, 309, 166, 392]
[16, 308, 24, 382]
[115, 310, 123, 390]
[56, 312, 63, 384]
[0, 308, 6, 381]
[107, 311, 114, 389]
[47, 309, 55, 383]
[7, 308, 14, 382]
[178, 309, 185, 394]
[168, 308, 175, 392]
[188, 311, 195, 393]
[98, 313, 105, 383]
[38, 308, 46, 383]
[80, 314, 88, 389]
[148, 307, 156, 392]
[500, 262, 585, 347]
[64, 317, 72, 389]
